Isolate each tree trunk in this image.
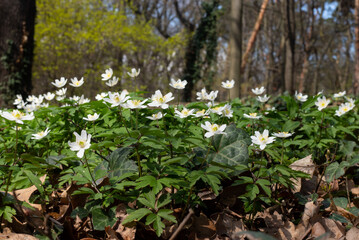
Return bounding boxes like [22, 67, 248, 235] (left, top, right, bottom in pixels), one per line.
[0, 0, 36, 107]
[229, 0, 243, 99]
[241, 0, 270, 73]
[354, 0, 359, 95]
[284, 0, 296, 94]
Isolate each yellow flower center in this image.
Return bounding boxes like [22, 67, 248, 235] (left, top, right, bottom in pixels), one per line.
[211, 125, 218, 131]
[114, 96, 120, 102]
[321, 102, 326, 107]
[38, 131, 45, 136]
[249, 113, 257, 117]
[79, 140, 86, 148]
[133, 100, 141, 106]
[12, 111, 23, 119]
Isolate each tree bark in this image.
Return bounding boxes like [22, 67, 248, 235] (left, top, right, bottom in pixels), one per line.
[284, 0, 296, 94]
[0, 0, 36, 106]
[241, 0, 270, 73]
[354, 0, 359, 94]
[228, 0, 243, 99]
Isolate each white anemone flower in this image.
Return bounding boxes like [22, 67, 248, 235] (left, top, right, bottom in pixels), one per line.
[68, 130, 91, 158]
[174, 107, 195, 118]
[44, 92, 55, 101]
[315, 96, 330, 111]
[147, 90, 174, 109]
[123, 99, 147, 109]
[222, 104, 233, 118]
[251, 86, 265, 95]
[346, 98, 355, 110]
[221, 80, 235, 89]
[251, 129, 276, 150]
[257, 94, 270, 103]
[51, 77, 67, 88]
[104, 91, 130, 107]
[195, 109, 208, 118]
[201, 121, 227, 138]
[69, 77, 84, 87]
[101, 68, 113, 81]
[210, 106, 224, 115]
[106, 76, 119, 87]
[83, 113, 100, 121]
[196, 88, 208, 101]
[31, 128, 51, 140]
[26, 95, 36, 102]
[272, 132, 293, 138]
[335, 103, 352, 117]
[333, 91, 346, 98]
[295, 91, 308, 102]
[95, 92, 108, 101]
[13, 98, 23, 105]
[56, 95, 66, 101]
[56, 88, 67, 96]
[1, 110, 34, 124]
[127, 68, 140, 78]
[78, 95, 90, 105]
[243, 113, 261, 119]
[207, 90, 219, 103]
[146, 112, 165, 120]
[169, 78, 187, 89]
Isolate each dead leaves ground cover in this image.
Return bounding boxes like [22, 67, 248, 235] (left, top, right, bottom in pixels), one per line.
[1, 155, 359, 240]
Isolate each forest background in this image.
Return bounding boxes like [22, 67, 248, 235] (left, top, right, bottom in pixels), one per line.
[0, 0, 357, 106]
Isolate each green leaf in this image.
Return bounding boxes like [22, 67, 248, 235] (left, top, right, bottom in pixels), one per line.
[282, 95, 299, 118]
[0, 206, 16, 223]
[122, 208, 152, 225]
[138, 191, 156, 210]
[207, 124, 250, 167]
[153, 214, 165, 237]
[96, 147, 137, 179]
[91, 206, 117, 230]
[333, 197, 348, 209]
[282, 120, 300, 132]
[157, 209, 177, 223]
[325, 162, 345, 182]
[24, 170, 45, 194]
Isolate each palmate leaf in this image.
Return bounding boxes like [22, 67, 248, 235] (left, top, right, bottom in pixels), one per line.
[95, 147, 137, 179]
[207, 124, 250, 167]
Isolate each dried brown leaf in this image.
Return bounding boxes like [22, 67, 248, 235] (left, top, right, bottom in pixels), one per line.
[346, 227, 359, 240]
[0, 233, 39, 240]
[311, 222, 326, 238]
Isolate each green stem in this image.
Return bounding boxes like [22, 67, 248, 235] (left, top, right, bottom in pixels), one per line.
[135, 109, 139, 130]
[281, 139, 284, 164]
[4, 123, 19, 197]
[162, 116, 173, 158]
[135, 146, 142, 177]
[83, 153, 100, 193]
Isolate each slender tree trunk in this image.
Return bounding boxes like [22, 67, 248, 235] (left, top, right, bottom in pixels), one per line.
[0, 0, 36, 107]
[354, 0, 359, 94]
[241, 0, 270, 73]
[284, 0, 296, 94]
[229, 0, 243, 99]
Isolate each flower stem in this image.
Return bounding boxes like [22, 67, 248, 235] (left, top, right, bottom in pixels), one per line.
[83, 153, 100, 193]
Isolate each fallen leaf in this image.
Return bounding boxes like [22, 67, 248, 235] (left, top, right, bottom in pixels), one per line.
[105, 226, 119, 240]
[190, 212, 216, 239]
[346, 227, 359, 240]
[289, 155, 316, 193]
[319, 218, 345, 239]
[0, 233, 39, 240]
[13, 175, 46, 211]
[301, 201, 320, 227]
[311, 222, 326, 238]
[211, 212, 245, 238]
[351, 187, 359, 196]
[277, 221, 296, 240]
